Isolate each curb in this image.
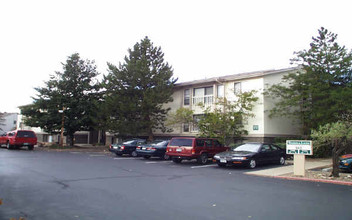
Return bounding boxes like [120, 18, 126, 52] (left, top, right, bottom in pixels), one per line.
[247, 173, 352, 186]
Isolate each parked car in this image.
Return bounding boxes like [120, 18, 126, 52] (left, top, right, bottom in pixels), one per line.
[213, 142, 286, 168]
[0, 130, 37, 150]
[109, 139, 147, 157]
[339, 154, 352, 172]
[166, 137, 229, 164]
[136, 140, 170, 160]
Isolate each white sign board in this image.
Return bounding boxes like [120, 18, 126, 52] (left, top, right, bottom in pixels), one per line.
[286, 140, 313, 155]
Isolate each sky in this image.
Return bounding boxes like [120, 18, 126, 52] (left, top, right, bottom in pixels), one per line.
[1, 0, 352, 113]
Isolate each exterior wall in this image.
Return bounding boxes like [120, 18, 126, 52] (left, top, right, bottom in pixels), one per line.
[0, 113, 18, 133]
[263, 71, 301, 138]
[225, 77, 265, 138]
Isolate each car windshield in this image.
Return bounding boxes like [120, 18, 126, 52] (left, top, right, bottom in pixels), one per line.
[170, 139, 193, 146]
[233, 143, 261, 152]
[16, 131, 36, 138]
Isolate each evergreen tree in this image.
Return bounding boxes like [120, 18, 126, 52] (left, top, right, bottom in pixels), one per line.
[265, 27, 352, 135]
[21, 53, 100, 146]
[104, 37, 177, 140]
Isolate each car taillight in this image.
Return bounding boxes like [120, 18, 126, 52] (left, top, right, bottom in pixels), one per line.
[121, 146, 125, 150]
[147, 147, 156, 150]
[109, 145, 112, 149]
[191, 149, 195, 154]
[136, 146, 141, 149]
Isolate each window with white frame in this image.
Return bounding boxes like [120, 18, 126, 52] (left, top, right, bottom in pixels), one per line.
[234, 82, 241, 94]
[192, 114, 204, 131]
[183, 123, 190, 132]
[217, 85, 224, 98]
[184, 89, 190, 105]
[193, 87, 213, 105]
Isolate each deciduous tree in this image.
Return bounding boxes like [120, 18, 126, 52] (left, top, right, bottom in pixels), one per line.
[311, 121, 352, 177]
[197, 91, 258, 145]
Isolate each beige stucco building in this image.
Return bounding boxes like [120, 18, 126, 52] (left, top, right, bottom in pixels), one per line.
[155, 67, 302, 142]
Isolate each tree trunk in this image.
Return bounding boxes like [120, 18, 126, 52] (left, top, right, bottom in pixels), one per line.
[148, 128, 154, 142]
[330, 140, 340, 177]
[68, 134, 75, 147]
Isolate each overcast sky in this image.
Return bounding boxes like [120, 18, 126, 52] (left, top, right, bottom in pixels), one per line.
[1, 0, 352, 113]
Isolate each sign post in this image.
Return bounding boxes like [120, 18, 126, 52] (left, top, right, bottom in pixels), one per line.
[286, 140, 313, 176]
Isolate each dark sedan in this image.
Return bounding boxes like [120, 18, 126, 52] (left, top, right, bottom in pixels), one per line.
[109, 139, 147, 157]
[339, 154, 352, 172]
[136, 140, 170, 160]
[213, 142, 286, 169]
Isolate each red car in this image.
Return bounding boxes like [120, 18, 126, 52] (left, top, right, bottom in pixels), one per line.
[166, 137, 229, 164]
[0, 130, 37, 150]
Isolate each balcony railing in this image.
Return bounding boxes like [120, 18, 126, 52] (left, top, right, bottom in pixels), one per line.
[192, 95, 214, 106]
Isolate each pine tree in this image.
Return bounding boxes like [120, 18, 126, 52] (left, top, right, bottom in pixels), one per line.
[21, 53, 100, 146]
[265, 27, 352, 135]
[104, 37, 177, 140]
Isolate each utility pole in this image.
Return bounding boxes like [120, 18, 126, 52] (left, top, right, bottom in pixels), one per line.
[59, 107, 65, 147]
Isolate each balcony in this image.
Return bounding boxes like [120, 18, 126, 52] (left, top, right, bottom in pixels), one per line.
[192, 95, 214, 106]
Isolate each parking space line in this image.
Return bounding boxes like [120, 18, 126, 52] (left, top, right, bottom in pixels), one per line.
[145, 161, 173, 164]
[190, 164, 218, 169]
[113, 158, 137, 160]
[89, 154, 106, 157]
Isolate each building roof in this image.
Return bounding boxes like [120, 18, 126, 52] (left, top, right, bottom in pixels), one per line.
[175, 66, 300, 87]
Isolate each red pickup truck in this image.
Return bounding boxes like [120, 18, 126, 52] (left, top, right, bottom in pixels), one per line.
[0, 130, 37, 150]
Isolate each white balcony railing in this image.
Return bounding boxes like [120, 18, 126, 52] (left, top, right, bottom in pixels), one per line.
[192, 95, 214, 106]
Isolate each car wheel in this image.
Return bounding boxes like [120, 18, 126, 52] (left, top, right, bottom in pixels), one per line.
[6, 142, 13, 150]
[249, 159, 256, 169]
[131, 151, 138, 157]
[163, 154, 170, 160]
[217, 163, 226, 167]
[279, 156, 285, 165]
[348, 164, 352, 173]
[143, 155, 151, 159]
[172, 158, 182, 163]
[197, 153, 208, 165]
[28, 145, 34, 150]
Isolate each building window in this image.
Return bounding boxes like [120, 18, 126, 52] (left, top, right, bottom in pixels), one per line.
[192, 114, 204, 131]
[184, 89, 190, 105]
[217, 85, 224, 98]
[183, 123, 190, 132]
[193, 87, 213, 105]
[234, 82, 241, 94]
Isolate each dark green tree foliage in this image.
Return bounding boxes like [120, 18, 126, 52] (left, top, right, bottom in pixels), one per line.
[265, 27, 352, 135]
[197, 91, 258, 145]
[21, 53, 100, 145]
[104, 37, 177, 140]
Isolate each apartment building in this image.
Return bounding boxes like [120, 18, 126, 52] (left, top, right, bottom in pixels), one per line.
[157, 67, 302, 142]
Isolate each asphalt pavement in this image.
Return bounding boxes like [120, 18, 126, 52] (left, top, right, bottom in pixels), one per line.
[1, 149, 351, 220]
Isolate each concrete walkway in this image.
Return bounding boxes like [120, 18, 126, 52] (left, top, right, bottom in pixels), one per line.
[245, 158, 332, 177]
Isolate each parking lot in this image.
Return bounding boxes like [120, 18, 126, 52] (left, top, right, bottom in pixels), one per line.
[1, 149, 351, 220]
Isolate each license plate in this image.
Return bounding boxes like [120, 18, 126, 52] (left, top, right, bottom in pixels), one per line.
[220, 159, 227, 163]
[176, 148, 182, 152]
[113, 147, 118, 149]
[23, 143, 29, 146]
[142, 147, 146, 150]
